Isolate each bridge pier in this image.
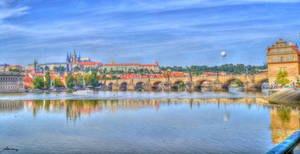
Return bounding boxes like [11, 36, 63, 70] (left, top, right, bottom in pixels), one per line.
[127, 84, 135, 91]
[244, 82, 260, 91]
[186, 81, 194, 92]
[112, 82, 119, 91]
[213, 79, 225, 91]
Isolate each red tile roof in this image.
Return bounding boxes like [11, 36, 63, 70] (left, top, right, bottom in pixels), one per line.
[31, 73, 44, 77]
[75, 62, 102, 65]
[140, 64, 158, 67]
[202, 72, 217, 75]
[104, 63, 158, 67]
[7, 65, 22, 68]
[104, 63, 140, 66]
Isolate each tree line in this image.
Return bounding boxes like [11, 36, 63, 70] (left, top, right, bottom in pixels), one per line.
[160, 64, 267, 75]
[33, 71, 100, 90]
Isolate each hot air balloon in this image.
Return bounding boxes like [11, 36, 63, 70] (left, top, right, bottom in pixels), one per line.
[221, 51, 226, 57]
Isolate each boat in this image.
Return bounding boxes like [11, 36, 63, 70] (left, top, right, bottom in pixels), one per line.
[73, 89, 95, 95]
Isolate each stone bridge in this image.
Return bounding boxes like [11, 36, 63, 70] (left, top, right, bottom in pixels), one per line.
[101, 73, 268, 92]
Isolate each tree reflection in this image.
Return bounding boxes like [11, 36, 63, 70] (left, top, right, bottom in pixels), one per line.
[20, 97, 269, 122]
[270, 107, 300, 144]
[277, 108, 292, 124]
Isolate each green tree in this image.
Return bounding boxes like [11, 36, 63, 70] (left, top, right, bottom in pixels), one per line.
[276, 71, 289, 85]
[178, 82, 185, 90]
[75, 73, 84, 88]
[33, 76, 44, 89]
[74, 66, 81, 71]
[45, 71, 51, 89]
[53, 77, 63, 88]
[90, 71, 99, 88]
[9, 68, 21, 72]
[65, 72, 75, 89]
[83, 73, 91, 87]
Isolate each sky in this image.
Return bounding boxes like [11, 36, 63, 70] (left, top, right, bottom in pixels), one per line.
[0, 0, 300, 66]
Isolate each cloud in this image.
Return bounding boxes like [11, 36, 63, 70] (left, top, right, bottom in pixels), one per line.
[0, 0, 299, 66]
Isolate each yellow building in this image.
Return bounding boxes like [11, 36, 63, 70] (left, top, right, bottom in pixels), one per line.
[267, 39, 299, 85]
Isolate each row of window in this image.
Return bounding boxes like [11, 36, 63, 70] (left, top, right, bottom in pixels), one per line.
[268, 55, 297, 62]
[0, 76, 23, 81]
[0, 82, 22, 85]
[270, 48, 295, 54]
[0, 85, 23, 89]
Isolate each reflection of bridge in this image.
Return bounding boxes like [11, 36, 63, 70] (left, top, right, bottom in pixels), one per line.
[103, 73, 268, 92]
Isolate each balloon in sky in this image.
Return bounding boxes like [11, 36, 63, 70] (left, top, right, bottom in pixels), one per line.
[221, 51, 227, 57]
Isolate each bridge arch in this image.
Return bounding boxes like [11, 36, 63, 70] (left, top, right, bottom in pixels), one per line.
[171, 80, 185, 91]
[222, 78, 244, 90]
[255, 78, 269, 90]
[119, 82, 128, 91]
[135, 82, 146, 91]
[107, 82, 113, 90]
[152, 81, 162, 91]
[194, 80, 213, 91]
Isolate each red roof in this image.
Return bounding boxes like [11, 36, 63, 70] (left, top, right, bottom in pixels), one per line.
[7, 65, 22, 68]
[104, 63, 140, 66]
[24, 76, 34, 82]
[49, 72, 58, 75]
[298, 51, 300, 54]
[74, 62, 102, 65]
[202, 72, 217, 75]
[104, 63, 158, 66]
[257, 72, 268, 75]
[31, 73, 44, 77]
[140, 64, 158, 67]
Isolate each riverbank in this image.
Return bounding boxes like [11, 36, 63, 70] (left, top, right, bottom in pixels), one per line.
[268, 89, 300, 105]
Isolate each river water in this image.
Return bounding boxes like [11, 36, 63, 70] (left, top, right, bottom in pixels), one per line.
[0, 91, 299, 154]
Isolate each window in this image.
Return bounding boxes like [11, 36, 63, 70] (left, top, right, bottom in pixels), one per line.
[273, 56, 278, 62]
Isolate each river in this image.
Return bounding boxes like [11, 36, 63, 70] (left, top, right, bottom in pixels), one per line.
[0, 90, 299, 154]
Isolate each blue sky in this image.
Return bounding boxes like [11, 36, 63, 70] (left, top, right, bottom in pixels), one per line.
[0, 0, 299, 66]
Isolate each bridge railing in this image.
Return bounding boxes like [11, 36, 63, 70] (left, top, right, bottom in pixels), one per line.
[267, 129, 300, 154]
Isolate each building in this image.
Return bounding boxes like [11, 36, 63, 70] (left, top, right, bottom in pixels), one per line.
[0, 64, 9, 72]
[0, 72, 25, 93]
[103, 61, 159, 72]
[267, 39, 300, 85]
[6, 65, 23, 72]
[66, 50, 92, 71]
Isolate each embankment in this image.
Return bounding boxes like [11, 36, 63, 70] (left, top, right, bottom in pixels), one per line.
[268, 89, 300, 105]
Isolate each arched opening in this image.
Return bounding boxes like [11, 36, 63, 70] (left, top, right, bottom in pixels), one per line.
[171, 80, 185, 91]
[194, 80, 213, 91]
[223, 79, 244, 92]
[119, 82, 127, 91]
[256, 79, 269, 91]
[107, 83, 113, 90]
[135, 82, 145, 91]
[152, 81, 162, 91]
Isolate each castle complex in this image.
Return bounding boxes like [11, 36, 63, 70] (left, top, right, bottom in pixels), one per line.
[22, 51, 159, 73]
[267, 39, 300, 85]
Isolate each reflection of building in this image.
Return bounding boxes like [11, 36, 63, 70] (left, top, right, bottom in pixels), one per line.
[0, 101, 24, 112]
[0, 72, 25, 92]
[267, 39, 300, 85]
[270, 107, 300, 144]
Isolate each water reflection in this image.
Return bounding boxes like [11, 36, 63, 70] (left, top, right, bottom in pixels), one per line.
[270, 107, 300, 144]
[0, 98, 299, 153]
[21, 98, 269, 121]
